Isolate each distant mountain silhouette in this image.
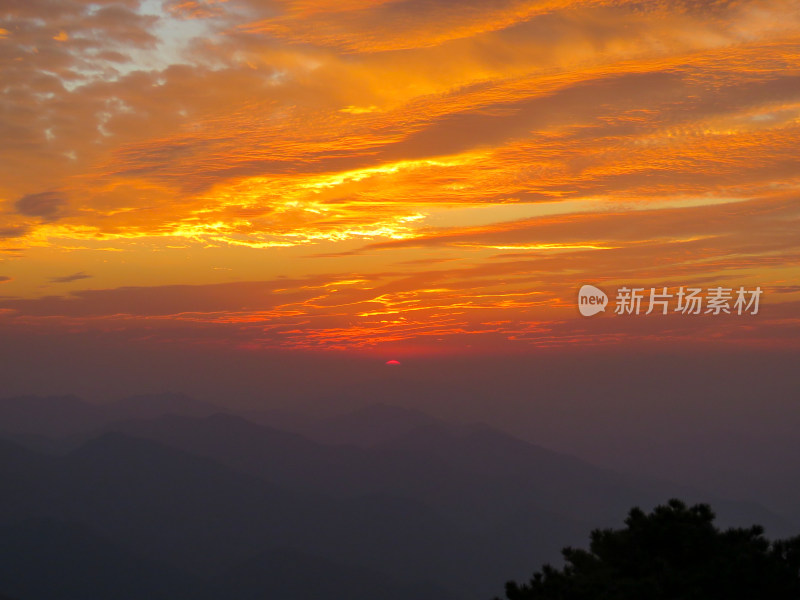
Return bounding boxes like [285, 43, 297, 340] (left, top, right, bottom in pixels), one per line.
[0, 395, 105, 437]
[104, 411, 797, 537]
[107, 392, 223, 421]
[287, 403, 446, 446]
[103, 413, 599, 534]
[0, 518, 200, 600]
[1, 394, 797, 600]
[203, 547, 460, 600]
[0, 516, 458, 600]
[0, 432, 507, 598]
[0, 393, 227, 439]
[105, 412, 370, 494]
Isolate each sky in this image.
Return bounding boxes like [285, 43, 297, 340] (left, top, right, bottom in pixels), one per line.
[1, 0, 799, 401]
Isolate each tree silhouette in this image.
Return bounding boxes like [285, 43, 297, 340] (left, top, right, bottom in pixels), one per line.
[498, 499, 800, 600]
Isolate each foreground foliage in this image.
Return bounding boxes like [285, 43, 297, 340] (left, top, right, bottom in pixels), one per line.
[500, 499, 800, 600]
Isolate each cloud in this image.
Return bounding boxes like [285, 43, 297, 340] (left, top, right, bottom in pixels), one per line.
[0, 226, 29, 239]
[0, 276, 11, 283]
[49, 271, 92, 284]
[165, 0, 230, 19]
[3, 297, 797, 354]
[353, 193, 799, 253]
[0, 0, 798, 355]
[18, 21, 793, 248]
[1, 258, 797, 353]
[1, 0, 798, 248]
[14, 192, 67, 221]
[238, 0, 575, 53]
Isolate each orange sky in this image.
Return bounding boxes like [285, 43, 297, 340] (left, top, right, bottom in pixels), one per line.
[1, 0, 799, 355]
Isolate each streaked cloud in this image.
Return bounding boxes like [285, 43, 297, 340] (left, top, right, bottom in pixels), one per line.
[49, 271, 93, 284]
[0, 0, 797, 351]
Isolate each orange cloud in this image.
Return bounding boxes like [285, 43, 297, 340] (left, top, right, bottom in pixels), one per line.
[1, 0, 798, 353]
